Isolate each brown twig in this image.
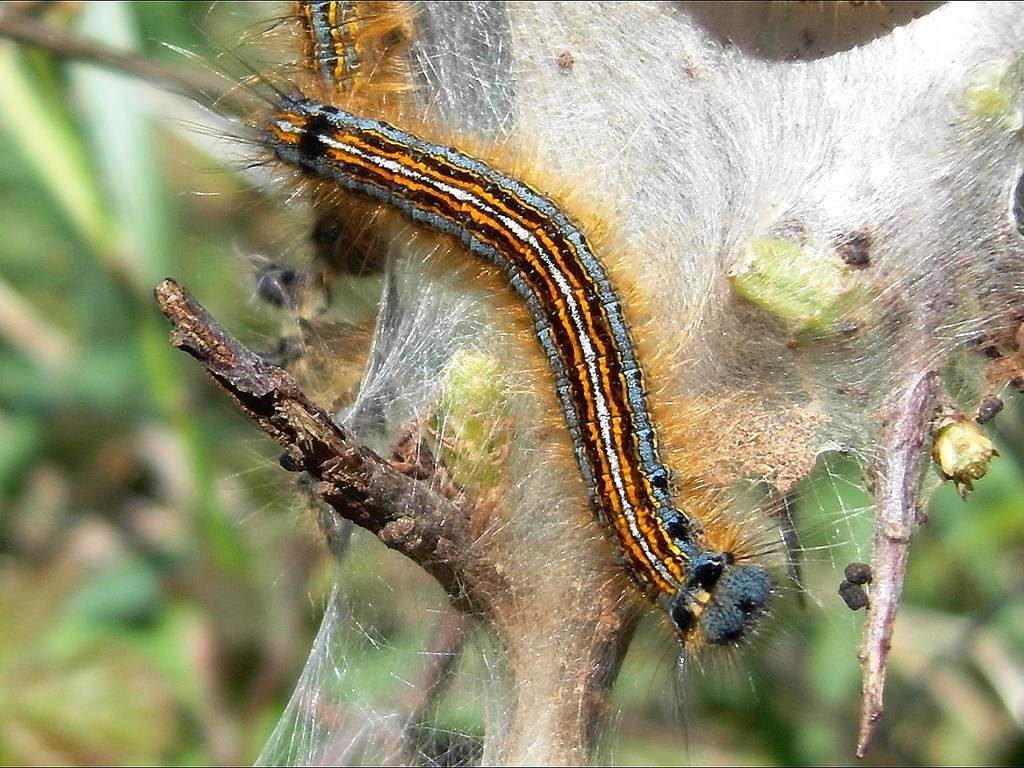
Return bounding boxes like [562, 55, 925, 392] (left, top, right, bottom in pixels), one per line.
[0, 8, 252, 116]
[154, 278, 472, 596]
[395, 606, 471, 761]
[856, 370, 939, 757]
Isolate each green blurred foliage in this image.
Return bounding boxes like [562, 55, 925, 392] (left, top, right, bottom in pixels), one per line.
[0, 3, 1021, 766]
[0, 3, 330, 764]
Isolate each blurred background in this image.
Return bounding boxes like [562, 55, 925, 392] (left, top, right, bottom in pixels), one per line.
[0, 2, 1022, 765]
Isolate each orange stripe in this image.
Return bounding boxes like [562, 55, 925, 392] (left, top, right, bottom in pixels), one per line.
[310, 123, 685, 591]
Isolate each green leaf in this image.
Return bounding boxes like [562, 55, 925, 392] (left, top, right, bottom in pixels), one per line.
[0, 45, 117, 259]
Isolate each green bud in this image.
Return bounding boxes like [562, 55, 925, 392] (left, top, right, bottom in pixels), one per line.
[932, 418, 998, 499]
[433, 349, 511, 490]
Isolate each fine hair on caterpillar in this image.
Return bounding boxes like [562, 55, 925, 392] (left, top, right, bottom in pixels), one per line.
[204, 1, 784, 654]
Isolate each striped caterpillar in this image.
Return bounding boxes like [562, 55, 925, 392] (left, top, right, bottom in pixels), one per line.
[6, 1, 1020, 763]
[267, 0, 773, 648]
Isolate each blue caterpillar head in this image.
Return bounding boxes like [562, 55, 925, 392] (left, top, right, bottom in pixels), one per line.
[666, 552, 772, 645]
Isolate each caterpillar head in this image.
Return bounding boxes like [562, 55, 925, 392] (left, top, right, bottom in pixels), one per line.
[666, 552, 772, 646]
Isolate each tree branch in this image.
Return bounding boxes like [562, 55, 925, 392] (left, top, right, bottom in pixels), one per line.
[154, 278, 472, 595]
[857, 370, 939, 757]
[396, 606, 471, 762]
[0, 8, 252, 116]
